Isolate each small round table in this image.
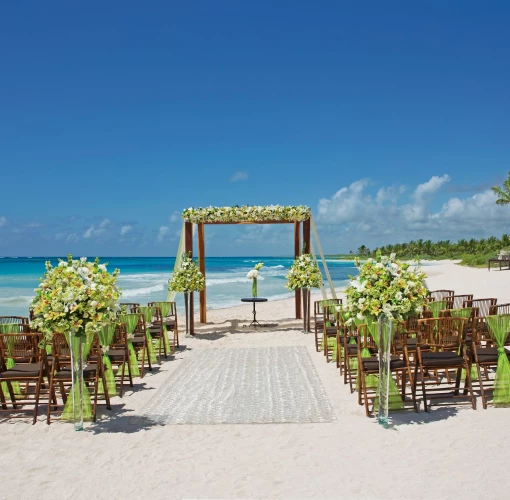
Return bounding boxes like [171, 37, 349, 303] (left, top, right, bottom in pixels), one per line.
[241, 298, 268, 327]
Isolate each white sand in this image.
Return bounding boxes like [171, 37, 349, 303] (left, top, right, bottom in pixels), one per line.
[2, 261, 510, 499]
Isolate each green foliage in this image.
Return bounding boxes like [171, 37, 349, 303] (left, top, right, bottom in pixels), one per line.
[168, 252, 205, 293]
[492, 171, 510, 206]
[367, 234, 510, 266]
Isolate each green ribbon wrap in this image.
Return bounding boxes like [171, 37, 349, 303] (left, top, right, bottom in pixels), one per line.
[118, 314, 141, 377]
[0, 324, 21, 396]
[486, 315, 510, 406]
[153, 302, 172, 353]
[137, 307, 157, 364]
[97, 323, 117, 397]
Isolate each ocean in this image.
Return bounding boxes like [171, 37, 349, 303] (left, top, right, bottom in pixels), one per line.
[0, 256, 357, 318]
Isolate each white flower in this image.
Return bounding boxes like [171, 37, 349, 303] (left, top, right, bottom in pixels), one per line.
[356, 313, 364, 320]
[390, 253, 396, 260]
[80, 257, 87, 263]
[58, 261, 67, 268]
[90, 300, 98, 307]
[98, 264, 106, 272]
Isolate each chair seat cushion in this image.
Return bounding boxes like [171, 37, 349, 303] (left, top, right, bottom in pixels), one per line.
[0, 362, 42, 378]
[347, 345, 378, 355]
[421, 351, 464, 368]
[53, 364, 98, 379]
[164, 318, 176, 327]
[362, 356, 407, 372]
[323, 326, 337, 335]
[475, 346, 510, 364]
[108, 349, 126, 359]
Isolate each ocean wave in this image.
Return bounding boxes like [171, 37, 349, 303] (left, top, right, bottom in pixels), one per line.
[0, 295, 34, 306]
[121, 284, 166, 298]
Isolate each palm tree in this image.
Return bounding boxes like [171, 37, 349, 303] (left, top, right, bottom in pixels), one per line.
[491, 171, 510, 205]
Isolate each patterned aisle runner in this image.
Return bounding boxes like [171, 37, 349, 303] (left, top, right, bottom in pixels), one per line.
[142, 346, 336, 424]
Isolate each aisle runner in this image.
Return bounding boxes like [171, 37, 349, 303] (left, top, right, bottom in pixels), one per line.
[142, 346, 336, 424]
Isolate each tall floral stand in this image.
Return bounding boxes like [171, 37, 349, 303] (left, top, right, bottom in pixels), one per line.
[70, 332, 84, 431]
[252, 277, 258, 298]
[302, 287, 311, 334]
[377, 317, 394, 428]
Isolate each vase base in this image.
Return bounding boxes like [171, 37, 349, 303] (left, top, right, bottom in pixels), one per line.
[378, 416, 389, 428]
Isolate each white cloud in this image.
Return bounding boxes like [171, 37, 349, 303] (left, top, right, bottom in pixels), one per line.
[169, 211, 181, 224]
[0, 216, 7, 227]
[99, 218, 110, 229]
[83, 226, 94, 238]
[157, 226, 169, 242]
[25, 222, 42, 228]
[230, 171, 248, 182]
[315, 175, 509, 251]
[120, 225, 132, 236]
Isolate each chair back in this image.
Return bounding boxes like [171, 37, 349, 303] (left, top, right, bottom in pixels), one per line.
[148, 301, 177, 317]
[445, 294, 473, 310]
[463, 298, 497, 318]
[427, 290, 454, 301]
[119, 302, 140, 313]
[314, 298, 342, 316]
[489, 303, 510, 315]
[111, 322, 128, 345]
[0, 332, 41, 363]
[0, 316, 30, 331]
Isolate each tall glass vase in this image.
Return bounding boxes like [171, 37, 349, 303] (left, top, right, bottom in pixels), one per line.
[184, 291, 190, 338]
[70, 332, 84, 431]
[252, 278, 257, 298]
[377, 317, 394, 428]
[302, 287, 310, 334]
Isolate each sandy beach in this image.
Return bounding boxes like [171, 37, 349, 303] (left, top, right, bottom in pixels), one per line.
[2, 260, 510, 500]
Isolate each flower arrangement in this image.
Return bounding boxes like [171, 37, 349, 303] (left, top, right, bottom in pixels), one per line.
[247, 262, 264, 297]
[30, 255, 121, 343]
[182, 205, 311, 223]
[285, 254, 323, 290]
[168, 252, 205, 293]
[344, 251, 428, 323]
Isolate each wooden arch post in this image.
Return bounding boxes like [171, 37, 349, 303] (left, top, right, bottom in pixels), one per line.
[183, 213, 311, 336]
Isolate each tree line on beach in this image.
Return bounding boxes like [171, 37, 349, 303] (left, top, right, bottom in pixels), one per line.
[352, 234, 510, 267]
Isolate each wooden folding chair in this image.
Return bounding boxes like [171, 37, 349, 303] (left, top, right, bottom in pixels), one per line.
[0, 332, 50, 424]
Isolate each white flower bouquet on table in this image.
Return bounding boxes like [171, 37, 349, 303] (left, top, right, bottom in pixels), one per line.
[30, 255, 121, 343]
[344, 251, 428, 324]
[247, 262, 264, 297]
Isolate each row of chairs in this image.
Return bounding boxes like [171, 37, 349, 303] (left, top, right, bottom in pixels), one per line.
[313, 290, 510, 417]
[0, 301, 180, 424]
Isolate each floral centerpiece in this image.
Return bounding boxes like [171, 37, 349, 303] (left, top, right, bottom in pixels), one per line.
[30, 255, 121, 343]
[285, 254, 323, 291]
[285, 254, 323, 333]
[344, 251, 428, 427]
[247, 262, 264, 297]
[168, 252, 206, 294]
[30, 255, 121, 430]
[344, 251, 428, 324]
[168, 252, 205, 337]
[182, 205, 311, 223]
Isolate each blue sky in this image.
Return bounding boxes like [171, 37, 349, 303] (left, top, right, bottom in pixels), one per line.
[1, 1, 509, 256]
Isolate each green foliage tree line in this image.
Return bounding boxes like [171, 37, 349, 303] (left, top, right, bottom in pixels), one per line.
[355, 235, 510, 267]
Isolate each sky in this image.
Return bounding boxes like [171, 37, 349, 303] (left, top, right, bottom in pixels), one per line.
[1, 0, 510, 257]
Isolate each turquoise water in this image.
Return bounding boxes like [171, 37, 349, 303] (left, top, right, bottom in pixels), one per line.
[0, 256, 356, 317]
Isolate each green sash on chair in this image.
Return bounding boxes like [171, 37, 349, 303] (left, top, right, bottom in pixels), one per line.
[0, 323, 21, 396]
[137, 307, 157, 364]
[97, 323, 117, 397]
[118, 314, 141, 377]
[154, 302, 172, 353]
[486, 315, 510, 406]
[428, 300, 447, 318]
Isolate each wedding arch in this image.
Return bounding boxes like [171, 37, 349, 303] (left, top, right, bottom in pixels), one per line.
[167, 205, 335, 335]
